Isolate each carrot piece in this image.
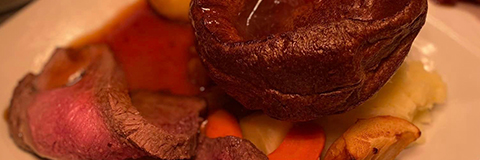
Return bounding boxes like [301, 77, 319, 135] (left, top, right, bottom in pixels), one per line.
[268, 122, 326, 160]
[205, 109, 243, 138]
[104, 4, 201, 96]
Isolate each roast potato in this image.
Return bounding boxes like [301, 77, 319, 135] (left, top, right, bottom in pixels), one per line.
[324, 116, 420, 160]
[149, 0, 190, 22]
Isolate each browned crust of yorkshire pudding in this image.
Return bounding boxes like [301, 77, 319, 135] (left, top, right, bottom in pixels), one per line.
[191, 0, 427, 121]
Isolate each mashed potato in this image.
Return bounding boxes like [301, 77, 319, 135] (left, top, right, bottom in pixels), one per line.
[363, 60, 446, 143]
[344, 61, 446, 125]
[318, 60, 447, 149]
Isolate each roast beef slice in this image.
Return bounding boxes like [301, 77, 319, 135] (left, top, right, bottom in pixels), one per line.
[7, 45, 205, 160]
[196, 136, 268, 160]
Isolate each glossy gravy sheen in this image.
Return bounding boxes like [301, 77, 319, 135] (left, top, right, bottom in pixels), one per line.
[236, 0, 310, 40]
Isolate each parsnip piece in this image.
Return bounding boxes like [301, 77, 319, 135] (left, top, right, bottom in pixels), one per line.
[149, 0, 191, 22]
[240, 113, 293, 155]
[324, 116, 420, 160]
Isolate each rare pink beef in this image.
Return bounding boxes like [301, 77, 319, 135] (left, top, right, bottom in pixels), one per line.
[7, 45, 205, 160]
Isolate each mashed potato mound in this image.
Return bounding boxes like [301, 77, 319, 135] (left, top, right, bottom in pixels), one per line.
[318, 61, 447, 147]
[352, 61, 446, 124]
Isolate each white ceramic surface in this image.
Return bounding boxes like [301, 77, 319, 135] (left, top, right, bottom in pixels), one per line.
[0, 1, 479, 160]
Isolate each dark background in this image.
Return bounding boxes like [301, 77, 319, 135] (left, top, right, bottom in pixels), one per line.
[0, 0, 33, 24]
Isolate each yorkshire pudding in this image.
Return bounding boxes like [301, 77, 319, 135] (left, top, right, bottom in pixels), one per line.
[190, 0, 427, 121]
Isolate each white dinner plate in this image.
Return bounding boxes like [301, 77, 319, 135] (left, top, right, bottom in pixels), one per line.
[1, 1, 479, 160]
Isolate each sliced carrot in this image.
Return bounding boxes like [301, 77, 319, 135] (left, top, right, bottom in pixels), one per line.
[205, 109, 243, 138]
[268, 122, 326, 160]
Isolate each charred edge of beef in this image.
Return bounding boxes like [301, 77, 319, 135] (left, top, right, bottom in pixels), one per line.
[129, 91, 206, 158]
[196, 136, 268, 160]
